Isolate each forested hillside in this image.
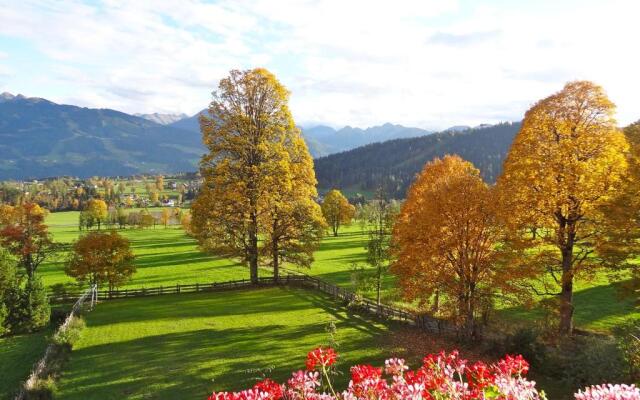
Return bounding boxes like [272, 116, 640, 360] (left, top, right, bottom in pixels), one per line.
[0, 93, 204, 179]
[314, 122, 521, 197]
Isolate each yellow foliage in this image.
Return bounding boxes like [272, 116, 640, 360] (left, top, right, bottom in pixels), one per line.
[392, 155, 524, 337]
[321, 189, 355, 237]
[496, 81, 631, 334]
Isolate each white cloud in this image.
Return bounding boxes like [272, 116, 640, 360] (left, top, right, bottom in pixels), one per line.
[0, 0, 638, 128]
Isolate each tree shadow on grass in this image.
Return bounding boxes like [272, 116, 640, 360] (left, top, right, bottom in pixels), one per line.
[86, 288, 323, 327]
[497, 279, 638, 331]
[132, 252, 222, 269]
[57, 290, 391, 399]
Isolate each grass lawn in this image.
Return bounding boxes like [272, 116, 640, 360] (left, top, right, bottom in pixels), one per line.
[42, 211, 249, 289]
[41, 211, 640, 332]
[55, 287, 393, 400]
[0, 329, 51, 399]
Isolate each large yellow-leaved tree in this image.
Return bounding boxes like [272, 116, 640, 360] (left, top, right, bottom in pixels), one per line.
[392, 155, 524, 338]
[259, 134, 325, 281]
[497, 81, 632, 335]
[191, 68, 323, 283]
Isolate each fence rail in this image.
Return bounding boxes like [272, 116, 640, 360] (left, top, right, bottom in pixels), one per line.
[48, 274, 453, 334]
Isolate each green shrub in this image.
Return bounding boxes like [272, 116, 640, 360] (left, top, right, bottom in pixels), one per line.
[53, 316, 85, 347]
[503, 327, 547, 368]
[614, 319, 640, 383]
[25, 377, 56, 400]
[23, 276, 51, 332]
[543, 336, 627, 390]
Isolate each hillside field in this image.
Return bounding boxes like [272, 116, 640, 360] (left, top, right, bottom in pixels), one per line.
[1, 210, 637, 398]
[41, 210, 639, 333]
[54, 288, 393, 399]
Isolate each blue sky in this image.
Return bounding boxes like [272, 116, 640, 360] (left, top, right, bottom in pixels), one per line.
[0, 0, 638, 129]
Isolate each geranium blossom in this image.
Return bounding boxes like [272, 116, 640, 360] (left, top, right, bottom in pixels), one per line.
[574, 384, 640, 400]
[206, 348, 635, 400]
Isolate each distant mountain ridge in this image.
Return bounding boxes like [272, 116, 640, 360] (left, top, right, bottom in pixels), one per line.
[171, 111, 436, 157]
[134, 112, 188, 125]
[0, 92, 516, 183]
[314, 122, 521, 198]
[0, 93, 204, 179]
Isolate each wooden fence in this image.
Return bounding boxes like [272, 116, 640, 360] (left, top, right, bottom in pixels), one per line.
[48, 274, 454, 334]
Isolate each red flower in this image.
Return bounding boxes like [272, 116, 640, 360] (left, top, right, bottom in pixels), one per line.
[253, 378, 283, 400]
[495, 354, 529, 376]
[305, 347, 337, 371]
[466, 361, 494, 390]
[350, 364, 382, 384]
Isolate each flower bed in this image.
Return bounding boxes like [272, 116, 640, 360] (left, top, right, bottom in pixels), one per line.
[207, 348, 640, 400]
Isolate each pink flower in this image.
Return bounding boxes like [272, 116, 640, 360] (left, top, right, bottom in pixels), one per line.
[384, 358, 409, 376]
[575, 384, 640, 400]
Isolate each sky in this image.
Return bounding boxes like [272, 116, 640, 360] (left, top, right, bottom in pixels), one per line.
[0, 0, 638, 130]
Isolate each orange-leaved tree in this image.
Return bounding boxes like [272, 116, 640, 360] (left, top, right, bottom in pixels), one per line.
[321, 189, 355, 237]
[0, 202, 55, 278]
[496, 81, 632, 335]
[392, 155, 527, 338]
[65, 230, 135, 292]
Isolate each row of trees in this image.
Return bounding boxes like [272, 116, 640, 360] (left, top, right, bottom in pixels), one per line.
[0, 175, 199, 212]
[392, 81, 640, 337]
[78, 199, 187, 230]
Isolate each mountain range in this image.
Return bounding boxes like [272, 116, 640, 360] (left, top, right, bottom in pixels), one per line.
[166, 112, 437, 157]
[0, 92, 519, 187]
[0, 93, 202, 179]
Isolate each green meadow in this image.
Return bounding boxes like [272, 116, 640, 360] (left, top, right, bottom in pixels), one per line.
[1, 210, 637, 398]
[42, 210, 640, 332]
[54, 288, 392, 399]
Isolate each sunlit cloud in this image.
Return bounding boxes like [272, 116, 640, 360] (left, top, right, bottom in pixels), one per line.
[0, 0, 637, 129]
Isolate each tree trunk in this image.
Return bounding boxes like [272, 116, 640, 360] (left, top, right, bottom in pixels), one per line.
[376, 265, 382, 306]
[273, 239, 279, 283]
[248, 211, 259, 284]
[558, 219, 576, 336]
[432, 288, 440, 314]
[558, 246, 575, 335]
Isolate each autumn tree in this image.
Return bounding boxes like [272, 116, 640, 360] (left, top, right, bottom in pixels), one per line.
[65, 231, 135, 292]
[85, 198, 108, 230]
[258, 127, 326, 280]
[160, 208, 172, 228]
[600, 120, 640, 305]
[155, 175, 164, 191]
[392, 156, 524, 338]
[149, 191, 159, 206]
[321, 190, 355, 236]
[496, 81, 631, 335]
[192, 68, 319, 283]
[0, 203, 56, 278]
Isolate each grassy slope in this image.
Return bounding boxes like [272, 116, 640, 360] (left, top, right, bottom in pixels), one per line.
[42, 211, 639, 332]
[0, 329, 50, 399]
[42, 211, 249, 289]
[55, 287, 392, 400]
